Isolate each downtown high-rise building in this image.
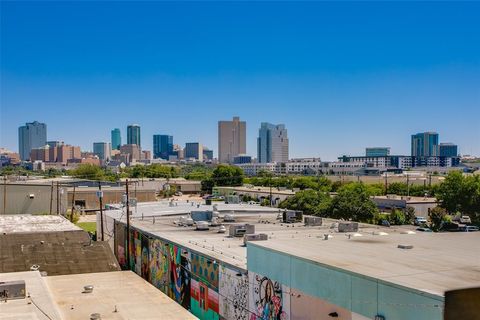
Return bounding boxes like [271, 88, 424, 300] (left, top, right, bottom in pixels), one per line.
[218, 116, 246, 163]
[111, 128, 121, 150]
[185, 142, 203, 161]
[439, 143, 458, 157]
[257, 122, 289, 163]
[153, 134, 173, 160]
[93, 142, 112, 161]
[411, 132, 439, 157]
[18, 121, 47, 160]
[127, 124, 141, 146]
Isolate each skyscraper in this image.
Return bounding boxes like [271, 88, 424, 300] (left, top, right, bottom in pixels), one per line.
[185, 143, 203, 161]
[257, 123, 289, 163]
[411, 132, 439, 157]
[218, 116, 246, 163]
[127, 124, 141, 146]
[153, 135, 173, 160]
[111, 128, 121, 150]
[366, 147, 390, 157]
[18, 121, 47, 160]
[93, 142, 112, 161]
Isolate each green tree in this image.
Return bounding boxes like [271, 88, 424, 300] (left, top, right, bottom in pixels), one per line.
[436, 171, 480, 219]
[389, 209, 406, 225]
[69, 164, 105, 180]
[404, 206, 416, 224]
[212, 164, 244, 186]
[327, 183, 379, 223]
[201, 178, 215, 194]
[429, 206, 447, 231]
[278, 190, 331, 215]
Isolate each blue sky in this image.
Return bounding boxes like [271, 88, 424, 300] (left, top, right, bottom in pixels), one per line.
[1, 1, 479, 160]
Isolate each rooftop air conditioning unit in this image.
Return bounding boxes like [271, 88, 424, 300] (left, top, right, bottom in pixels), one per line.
[304, 216, 323, 226]
[229, 224, 255, 237]
[0, 280, 26, 300]
[282, 210, 303, 223]
[179, 216, 194, 226]
[338, 222, 359, 232]
[243, 233, 268, 246]
[224, 214, 235, 222]
[196, 221, 210, 231]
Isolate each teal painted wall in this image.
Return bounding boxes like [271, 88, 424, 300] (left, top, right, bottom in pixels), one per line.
[247, 244, 444, 320]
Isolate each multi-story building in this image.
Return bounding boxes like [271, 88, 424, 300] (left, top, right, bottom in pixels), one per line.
[127, 124, 141, 146]
[411, 132, 439, 157]
[218, 116, 246, 163]
[120, 144, 141, 163]
[93, 142, 112, 161]
[142, 150, 151, 160]
[365, 147, 390, 157]
[153, 135, 173, 160]
[439, 143, 458, 157]
[257, 123, 289, 163]
[185, 143, 203, 161]
[18, 121, 47, 160]
[30, 144, 81, 164]
[285, 158, 324, 174]
[233, 154, 252, 164]
[111, 128, 121, 150]
[202, 148, 214, 161]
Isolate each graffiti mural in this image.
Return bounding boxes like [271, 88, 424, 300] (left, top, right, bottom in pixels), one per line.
[249, 272, 290, 320]
[148, 239, 169, 292]
[168, 244, 191, 309]
[219, 265, 249, 320]
[190, 252, 220, 319]
[141, 235, 150, 280]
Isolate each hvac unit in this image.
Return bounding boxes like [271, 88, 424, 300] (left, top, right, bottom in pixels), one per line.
[304, 216, 323, 226]
[224, 213, 236, 222]
[282, 210, 303, 223]
[195, 221, 210, 231]
[338, 222, 359, 232]
[243, 233, 268, 246]
[229, 224, 255, 237]
[0, 280, 26, 300]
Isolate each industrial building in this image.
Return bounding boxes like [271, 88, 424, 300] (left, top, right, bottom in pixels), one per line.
[101, 201, 480, 320]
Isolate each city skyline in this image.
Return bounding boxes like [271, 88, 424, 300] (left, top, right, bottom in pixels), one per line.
[1, 2, 479, 160]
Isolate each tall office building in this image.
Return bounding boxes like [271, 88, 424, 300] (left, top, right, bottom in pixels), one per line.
[257, 123, 289, 163]
[185, 143, 203, 161]
[153, 135, 173, 160]
[18, 121, 47, 160]
[93, 142, 111, 161]
[439, 143, 458, 157]
[411, 132, 439, 157]
[127, 124, 141, 146]
[218, 116, 246, 163]
[111, 128, 121, 150]
[366, 147, 390, 157]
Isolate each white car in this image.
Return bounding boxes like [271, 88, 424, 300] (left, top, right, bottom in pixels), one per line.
[414, 217, 427, 226]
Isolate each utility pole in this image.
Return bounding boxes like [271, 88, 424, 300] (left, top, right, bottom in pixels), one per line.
[3, 175, 6, 215]
[70, 185, 76, 222]
[126, 179, 130, 269]
[56, 182, 60, 215]
[406, 174, 410, 197]
[384, 174, 388, 195]
[49, 181, 53, 215]
[98, 182, 104, 241]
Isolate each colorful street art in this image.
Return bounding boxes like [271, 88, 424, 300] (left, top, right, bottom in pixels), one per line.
[148, 239, 169, 292]
[190, 252, 220, 319]
[249, 272, 290, 320]
[168, 244, 191, 309]
[219, 265, 249, 320]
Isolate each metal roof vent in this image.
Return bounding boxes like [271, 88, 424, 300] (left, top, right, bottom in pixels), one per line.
[83, 285, 94, 293]
[218, 225, 226, 233]
[90, 313, 101, 320]
[397, 244, 414, 250]
[30, 265, 40, 271]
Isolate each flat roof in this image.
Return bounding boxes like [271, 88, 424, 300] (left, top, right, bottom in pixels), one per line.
[0, 271, 62, 320]
[249, 231, 480, 297]
[373, 195, 438, 203]
[45, 271, 197, 320]
[0, 215, 81, 233]
[216, 185, 296, 195]
[107, 203, 408, 270]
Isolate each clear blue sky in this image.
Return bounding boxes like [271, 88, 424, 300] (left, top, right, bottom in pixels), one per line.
[1, 1, 479, 160]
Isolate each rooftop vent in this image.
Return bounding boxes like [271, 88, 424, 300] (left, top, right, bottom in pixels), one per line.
[243, 233, 268, 246]
[229, 224, 255, 237]
[283, 210, 303, 223]
[397, 244, 414, 250]
[90, 313, 101, 320]
[83, 285, 94, 293]
[218, 225, 226, 233]
[338, 222, 359, 233]
[30, 265, 40, 271]
[224, 214, 235, 222]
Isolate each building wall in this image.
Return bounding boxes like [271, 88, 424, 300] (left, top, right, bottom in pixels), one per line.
[247, 244, 444, 320]
[67, 188, 156, 209]
[0, 183, 68, 215]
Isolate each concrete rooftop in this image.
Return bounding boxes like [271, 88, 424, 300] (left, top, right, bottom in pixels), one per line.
[0, 215, 81, 234]
[249, 231, 480, 297]
[0, 271, 197, 320]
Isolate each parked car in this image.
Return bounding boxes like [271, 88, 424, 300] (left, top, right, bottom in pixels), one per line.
[414, 217, 428, 226]
[461, 226, 479, 232]
[416, 227, 433, 232]
[459, 216, 472, 224]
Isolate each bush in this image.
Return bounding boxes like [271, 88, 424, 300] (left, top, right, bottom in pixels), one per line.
[389, 209, 406, 225]
[65, 211, 80, 224]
